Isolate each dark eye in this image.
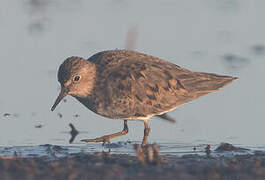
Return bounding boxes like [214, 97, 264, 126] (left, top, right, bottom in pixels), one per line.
[74, 75, 80, 82]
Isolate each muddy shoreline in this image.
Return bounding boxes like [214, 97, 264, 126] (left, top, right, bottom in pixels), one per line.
[1, 150, 265, 180]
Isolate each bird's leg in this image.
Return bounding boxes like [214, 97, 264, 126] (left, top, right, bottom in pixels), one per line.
[81, 120, 128, 144]
[141, 120, 150, 147]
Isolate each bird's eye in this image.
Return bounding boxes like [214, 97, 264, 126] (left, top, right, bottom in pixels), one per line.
[73, 75, 81, 82]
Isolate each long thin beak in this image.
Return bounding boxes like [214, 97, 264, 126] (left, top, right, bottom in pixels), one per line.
[51, 87, 68, 111]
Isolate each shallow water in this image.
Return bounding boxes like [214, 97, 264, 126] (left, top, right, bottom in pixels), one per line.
[0, 0, 265, 156]
[0, 142, 260, 158]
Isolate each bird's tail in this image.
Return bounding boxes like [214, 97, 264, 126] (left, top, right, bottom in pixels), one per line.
[182, 72, 237, 94]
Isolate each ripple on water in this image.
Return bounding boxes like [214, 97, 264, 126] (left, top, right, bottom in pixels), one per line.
[0, 142, 261, 159]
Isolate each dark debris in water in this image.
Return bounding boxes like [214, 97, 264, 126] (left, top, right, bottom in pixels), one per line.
[215, 142, 249, 152]
[73, 114, 80, 118]
[2, 113, 19, 118]
[34, 124, 43, 128]
[57, 113, 63, 118]
[28, 21, 46, 34]
[222, 53, 250, 70]
[69, 123, 79, 144]
[25, 0, 52, 35]
[251, 44, 265, 55]
[28, 0, 51, 14]
[3, 113, 11, 117]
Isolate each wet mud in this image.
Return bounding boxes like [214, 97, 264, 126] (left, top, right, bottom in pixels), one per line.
[1, 143, 265, 180]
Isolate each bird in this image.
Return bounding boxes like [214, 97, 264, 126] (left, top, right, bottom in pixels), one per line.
[51, 50, 237, 146]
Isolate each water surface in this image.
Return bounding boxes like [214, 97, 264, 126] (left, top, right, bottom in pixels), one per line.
[0, 0, 265, 154]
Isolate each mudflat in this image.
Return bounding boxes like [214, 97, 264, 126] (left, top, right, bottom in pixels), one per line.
[1, 150, 265, 180]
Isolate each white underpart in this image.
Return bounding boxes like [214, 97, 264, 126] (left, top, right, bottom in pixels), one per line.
[119, 104, 180, 121]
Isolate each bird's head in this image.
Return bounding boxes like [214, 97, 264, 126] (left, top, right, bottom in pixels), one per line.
[51, 56, 96, 111]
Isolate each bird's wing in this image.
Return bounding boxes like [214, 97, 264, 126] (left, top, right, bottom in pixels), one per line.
[90, 50, 237, 120]
[93, 53, 191, 119]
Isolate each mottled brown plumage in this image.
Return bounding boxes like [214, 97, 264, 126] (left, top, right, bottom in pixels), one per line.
[51, 50, 237, 145]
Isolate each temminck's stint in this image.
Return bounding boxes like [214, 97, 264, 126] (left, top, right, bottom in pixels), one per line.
[51, 50, 237, 146]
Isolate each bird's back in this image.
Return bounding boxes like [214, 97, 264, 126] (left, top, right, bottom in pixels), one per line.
[79, 50, 236, 120]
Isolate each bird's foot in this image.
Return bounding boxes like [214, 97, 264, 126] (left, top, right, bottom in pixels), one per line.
[81, 120, 128, 144]
[81, 135, 111, 143]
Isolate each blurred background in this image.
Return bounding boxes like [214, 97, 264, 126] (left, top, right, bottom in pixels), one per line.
[0, 0, 264, 150]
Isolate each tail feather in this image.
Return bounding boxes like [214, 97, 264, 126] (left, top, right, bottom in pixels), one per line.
[182, 72, 237, 93]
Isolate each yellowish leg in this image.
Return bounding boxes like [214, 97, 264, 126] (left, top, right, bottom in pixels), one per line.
[81, 120, 128, 144]
[141, 120, 150, 147]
